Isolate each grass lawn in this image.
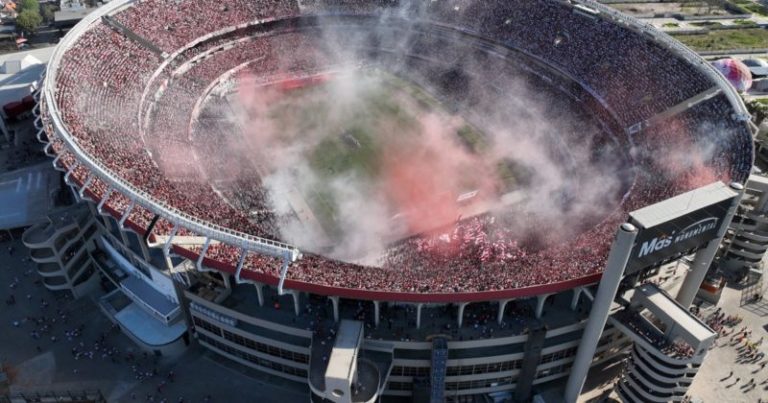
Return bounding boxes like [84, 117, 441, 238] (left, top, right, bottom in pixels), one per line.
[733, 19, 757, 26]
[742, 3, 768, 16]
[663, 22, 680, 28]
[672, 28, 768, 51]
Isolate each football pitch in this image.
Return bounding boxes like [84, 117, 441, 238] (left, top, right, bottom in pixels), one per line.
[258, 69, 517, 242]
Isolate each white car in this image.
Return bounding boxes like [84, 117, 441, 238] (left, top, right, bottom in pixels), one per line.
[742, 58, 768, 77]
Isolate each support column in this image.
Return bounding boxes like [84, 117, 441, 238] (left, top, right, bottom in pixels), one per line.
[497, 299, 511, 325]
[373, 301, 381, 327]
[138, 238, 151, 262]
[677, 182, 744, 308]
[564, 223, 638, 403]
[291, 290, 301, 317]
[757, 187, 768, 212]
[676, 239, 719, 308]
[253, 282, 264, 307]
[457, 302, 468, 328]
[330, 296, 340, 322]
[222, 274, 232, 291]
[415, 303, 423, 329]
[535, 294, 551, 319]
[571, 287, 583, 311]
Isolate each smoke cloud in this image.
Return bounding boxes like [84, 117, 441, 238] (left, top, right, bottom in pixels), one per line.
[210, 55, 630, 263]
[129, 11, 728, 266]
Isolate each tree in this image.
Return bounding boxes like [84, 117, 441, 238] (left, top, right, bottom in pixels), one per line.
[16, 9, 42, 34]
[17, 0, 39, 13]
[745, 98, 768, 126]
[41, 4, 56, 23]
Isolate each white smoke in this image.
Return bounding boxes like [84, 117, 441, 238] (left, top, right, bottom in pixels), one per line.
[174, 10, 636, 262]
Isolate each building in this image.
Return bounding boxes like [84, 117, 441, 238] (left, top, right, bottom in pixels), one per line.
[21, 203, 100, 298]
[611, 284, 716, 403]
[722, 174, 768, 274]
[53, 0, 95, 28]
[30, 0, 755, 401]
[0, 46, 54, 142]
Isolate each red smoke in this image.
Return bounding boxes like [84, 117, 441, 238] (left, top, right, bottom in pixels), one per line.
[381, 145, 461, 234]
[652, 116, 727, 191]
[380, 115, 497, 235]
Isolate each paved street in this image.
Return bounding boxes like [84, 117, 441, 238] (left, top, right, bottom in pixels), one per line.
[687, 277, 768, 403]
[0, 236, 308, 402]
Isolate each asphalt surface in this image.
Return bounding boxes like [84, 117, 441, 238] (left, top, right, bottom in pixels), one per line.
[0, 236, 309, 402]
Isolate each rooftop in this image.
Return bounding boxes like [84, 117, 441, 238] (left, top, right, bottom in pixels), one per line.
[112, 298, 186, 346]
[0, 46, 54, 107]
[630, 181, 737, 229]
[325, 320, 362, 381]
[633, 284, 716, 346]
[54, 8, 95, 23]
[0, 162, 62, 230]
[121, 275, 179, 318]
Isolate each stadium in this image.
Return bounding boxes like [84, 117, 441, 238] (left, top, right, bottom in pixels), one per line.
[31, 0, 756, 401]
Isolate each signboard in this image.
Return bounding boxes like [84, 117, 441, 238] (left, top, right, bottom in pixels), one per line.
[626, 196, 734, 274]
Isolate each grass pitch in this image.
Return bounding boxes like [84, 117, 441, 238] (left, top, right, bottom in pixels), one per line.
[261, 69, 513, 240]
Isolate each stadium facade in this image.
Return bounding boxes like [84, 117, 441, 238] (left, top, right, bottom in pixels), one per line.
[31, 0, 755, 402]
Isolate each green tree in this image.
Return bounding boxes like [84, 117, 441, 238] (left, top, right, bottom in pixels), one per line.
[16, 9, 42, 34]
[41, 4, 56, 23]
[745, 99, 768, 126]
[17, 0, 39, 13]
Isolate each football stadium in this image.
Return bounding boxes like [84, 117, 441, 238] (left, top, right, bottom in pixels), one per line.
[31, 0, 755, 401]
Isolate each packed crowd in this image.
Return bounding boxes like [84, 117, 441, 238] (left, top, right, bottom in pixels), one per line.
[45, 0, 753, 295]
[703, 307, 743, 335]
[113, 0, 298, 53]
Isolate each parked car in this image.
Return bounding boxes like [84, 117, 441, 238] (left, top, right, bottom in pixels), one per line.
[742, 58, 768, 78]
